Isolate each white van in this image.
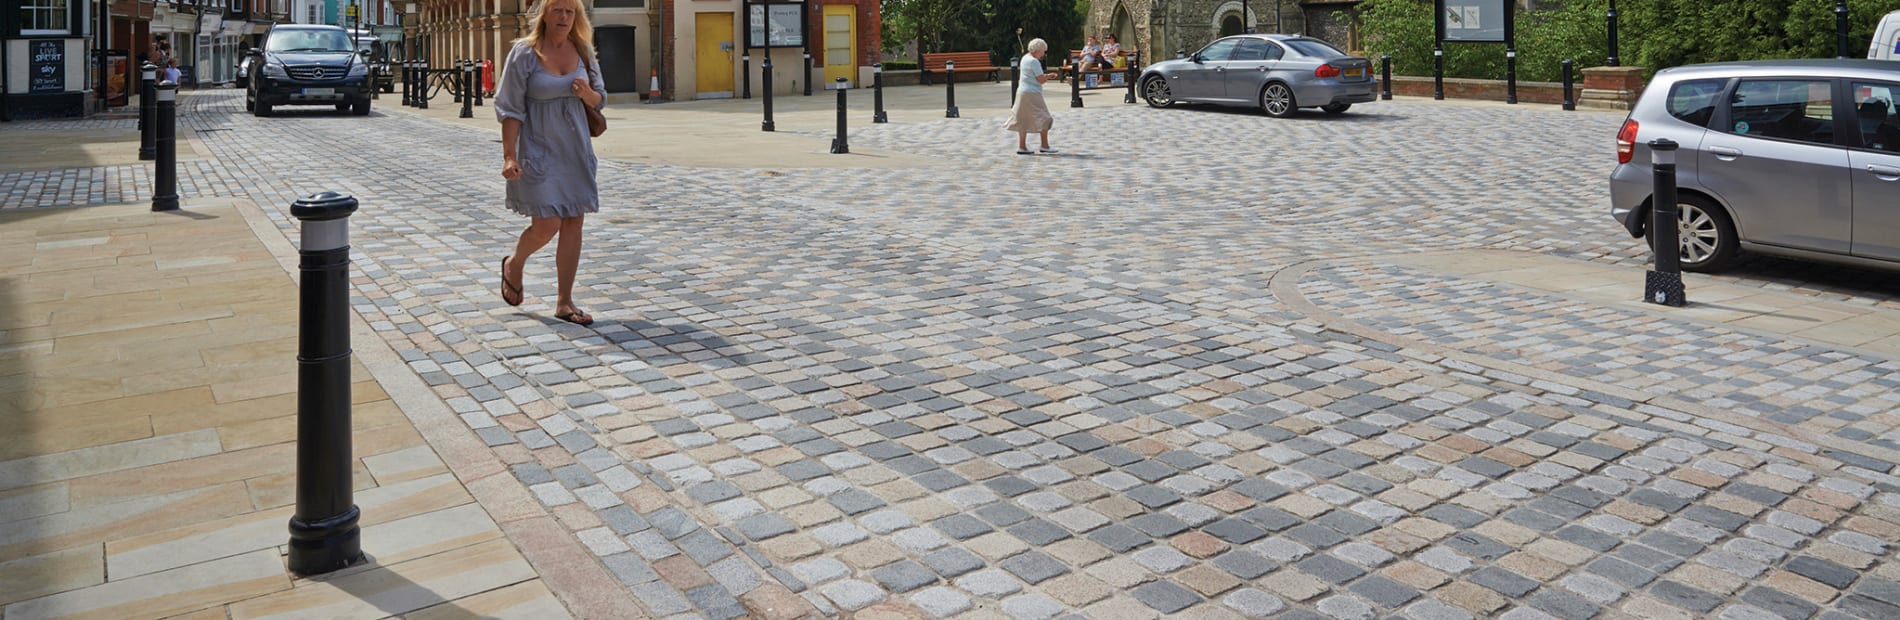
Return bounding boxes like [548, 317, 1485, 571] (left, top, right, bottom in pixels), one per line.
[1874, 10, 1900, 61]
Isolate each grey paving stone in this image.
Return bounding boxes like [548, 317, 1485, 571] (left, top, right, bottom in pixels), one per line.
[1553, 526, 1622, 552]
[998, 551, 1069, 585]
[1001, 593, 1066, 620]
[1317, 594, 1376, 620]
[1650, 581, 1723, 613]
[1240, 506, 1303, 531]
[1681, 505, 1749, 531]
[934, 514, 994, 540]
[648, 507, 699, 540]
[1349, 575, 1419, 608]
[1443, 532, 1513, 560]
[630, 580, 695, 615]
[872, 560, 940, 593]
[1204, 518, 1270, 544]
[736, 513, 795, 541]
[956, 569, 1025, 598]
[1131, 580, 1202, 613]
[1586, 557, 1657, 588]
[1007, 519, 1072, 546]
[921, 547, 985, 578]
[820, 579, 888, 611]
[1297, 554, 1367, 585]
[1527, 588, 1600, 620]
[1471, 566, 1540, 597]
[1786, 556, 1858, 589]
[602, 552, 661, 585]
[911, 586, 973, 617]
[1740, 586, 1821, 620]
[976, 502, 1034, 526]
[1212, 549, 1277, 579]
[677, 528, 734, 566]
[1421, 504, 1488, 529]
[1088, 524, 1151, 552]
[828, 489, 888, 515]
[1285, 523, 1349, 549]
[1128, 513, 1190, 537]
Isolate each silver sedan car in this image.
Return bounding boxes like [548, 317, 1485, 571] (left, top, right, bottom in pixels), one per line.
[1609, 59, 1900, 272]
[1138, 34, 1376, 117]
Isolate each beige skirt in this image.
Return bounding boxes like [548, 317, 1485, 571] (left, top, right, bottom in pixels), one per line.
[1005, 91, 1054, 133]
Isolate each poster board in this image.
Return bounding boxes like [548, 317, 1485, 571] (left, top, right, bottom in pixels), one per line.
[1439, 0, 1508, 44]
[30, 40, 64, 93]
[745, 1, 806, 49]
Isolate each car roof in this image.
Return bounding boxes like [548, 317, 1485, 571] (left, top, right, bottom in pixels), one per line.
[272, 24, 345, 31]
[1658, 58, 1900, 82]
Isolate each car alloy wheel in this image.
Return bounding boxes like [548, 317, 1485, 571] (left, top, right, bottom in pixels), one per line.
[1142, 77, 1173, 108]
[1261, 83, 1297, 118]
[1671, 195, 1738, 273]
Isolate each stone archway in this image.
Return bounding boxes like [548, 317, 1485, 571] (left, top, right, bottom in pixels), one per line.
[1109, 2, 1136, 53]
[1219, 14, 1243, 37]
[1211, 1, 1260, 35]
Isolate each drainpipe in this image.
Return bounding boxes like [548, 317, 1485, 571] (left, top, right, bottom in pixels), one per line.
[2, 24, 12, 121]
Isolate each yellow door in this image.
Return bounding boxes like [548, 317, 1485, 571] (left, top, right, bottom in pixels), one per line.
[695, 12, 735, 97]
[823, 5, 856, 86]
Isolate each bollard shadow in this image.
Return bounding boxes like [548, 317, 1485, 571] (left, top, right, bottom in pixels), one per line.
[1168, 103, 1410, 122]
[159, 209, 221, 221]
[300, 553, 484, 618]
[0, 275, 52, 601]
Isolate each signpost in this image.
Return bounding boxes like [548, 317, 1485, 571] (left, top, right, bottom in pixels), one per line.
[1434, 0, 1517, 103]
[741, 1, 810, 98]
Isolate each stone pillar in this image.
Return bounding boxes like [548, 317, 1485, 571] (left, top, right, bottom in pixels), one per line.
[1579, 66, 1645, 111]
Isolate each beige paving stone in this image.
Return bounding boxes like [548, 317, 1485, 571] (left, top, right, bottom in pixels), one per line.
[0, 544, 105, 607]
[106, 506, 294, 580]
[0, 482, 252, 564]
[403, 579, 571, 620]
[228, 539, 532, 619]
[0, 484, 71, 524]
[361, 444, 449, 485]
[0, 429, 222, 491]
[3, 549, 287, 620]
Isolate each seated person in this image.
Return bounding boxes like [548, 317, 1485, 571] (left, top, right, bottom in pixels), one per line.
[1102, 34, 1123, 68]
[1859, 99, 1892, 150]
[1077, 36, 1104, 73]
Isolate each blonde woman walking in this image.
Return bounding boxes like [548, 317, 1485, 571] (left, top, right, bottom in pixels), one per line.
[1008, 38, 1060, 155]
[494, 0, 606, 326]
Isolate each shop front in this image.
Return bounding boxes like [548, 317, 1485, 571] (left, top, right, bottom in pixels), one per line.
[3, 0, 95, 119]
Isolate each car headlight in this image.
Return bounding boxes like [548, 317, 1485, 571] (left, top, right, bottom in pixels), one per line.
[263, 62, 288, 78]
[347, 63, 369, 77]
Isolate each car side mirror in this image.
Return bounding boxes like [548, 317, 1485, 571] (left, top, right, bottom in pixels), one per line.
[359, 49, 372, 57]
[247, 48, 262, 56]
[1190, 53, 1203, 63]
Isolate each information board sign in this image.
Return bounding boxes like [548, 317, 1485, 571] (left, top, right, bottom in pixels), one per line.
[1440, 0, 1507, 43]
[745, 1, 806, 49]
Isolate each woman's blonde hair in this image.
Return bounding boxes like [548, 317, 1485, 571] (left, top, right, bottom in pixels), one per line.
[1027, 38, 1048, 53]
[516, 0, 596, 60]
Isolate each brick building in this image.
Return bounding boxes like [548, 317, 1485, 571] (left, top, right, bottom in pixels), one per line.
[1086, 0, 1362, 64]
[405, 0, 879, 102]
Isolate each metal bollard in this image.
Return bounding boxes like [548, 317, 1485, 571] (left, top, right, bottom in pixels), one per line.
[1607, 0, 1621, 66]
[873, 63, 887, 123]
[474, 61, 484, 107]
[1506, 49, 1518, 104]
[402, 62, 412, 106]
[1124, 52, 1138, 104]
[452, 61, 463, 103]
[742, 53, 751, 99]
[1562, 59, 1576, 111]
[418, 63, 429, 110]
[1644, 139, 1686, 307]
[139, 62, 157, 160]
[1176, 48, 1186, 60]
[1010, 56, 1020, 107]
[945, 60, 960, 118]
[460, 63, 474, 118]
[285, 190, 366, 577]
[1380, 55, 1393, 101]
[831, 77, 850, 154]
[1836, 0, 1850, 58]
[761, 56, 776, 132]
[152, 82, 179, 212]
[1433, 47, 1445, 100]
[1070, 59, 1084, 108]
[803, 51, 813, 97]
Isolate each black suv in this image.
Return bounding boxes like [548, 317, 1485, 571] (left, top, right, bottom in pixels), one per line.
[246, 24, 373, 116]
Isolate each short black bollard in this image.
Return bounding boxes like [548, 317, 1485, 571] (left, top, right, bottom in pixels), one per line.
[1433, 47, 1445, 100]
[151, 81, 179, 212]
[460, 63, 474, 119]
[1607, 0, 1621, 66]
[872, 63, 887, 123]
[1506, 48, 1518, 104]
[473, 61, 484, 107]
[285, 191, 366, 577]
[803, 51, 813, 97]
[1010, 56, 1020, 107]
[1381, 55, 1393, 101]
[945, 60, 960, 118]
[761, 56, 776, 132]
[1645, 139, 1686, 307]
[742, 53, 751, 99]
[401, 62, 412, 106]
[1177, 48, 1186, 60]
[139, 62, 157, 160]
[1836, 0, 1850, 59]
[1562, 59, 1576, 111]
[418, 63, 429, 110]
[1124, 52, 1138, 104]
[831, 77, 850, 154]
[452, 61, 463, 103]
[1070, 60, 1083, 108]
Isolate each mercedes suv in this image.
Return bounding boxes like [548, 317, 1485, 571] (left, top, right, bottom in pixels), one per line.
[246, 24, 373, 116]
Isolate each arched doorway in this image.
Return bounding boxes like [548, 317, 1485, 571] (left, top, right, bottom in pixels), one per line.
[1111, 3, 1136, 55]
[1220, 14, 1244, 37]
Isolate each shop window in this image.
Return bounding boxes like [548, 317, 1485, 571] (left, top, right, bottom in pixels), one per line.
[20, 0, 71, 35]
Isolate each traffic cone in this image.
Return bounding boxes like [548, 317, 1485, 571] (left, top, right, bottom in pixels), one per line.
[645, 69, 661, 104]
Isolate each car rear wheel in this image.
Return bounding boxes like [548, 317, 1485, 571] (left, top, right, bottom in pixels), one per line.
[1671, 195, 1739, 273]
[1321, 103, 1351, 114]
[1261, 83, 1297, 118]
[1141, 77, 1173, 108]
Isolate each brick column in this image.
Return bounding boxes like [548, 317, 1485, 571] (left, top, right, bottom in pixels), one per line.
[1579, 66, 1645, 111]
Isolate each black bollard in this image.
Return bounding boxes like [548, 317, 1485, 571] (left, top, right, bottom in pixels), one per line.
[152, 82, 179, 212]
[401, 62, 411, 106]
[742, 53, 751, 99]
[418, 62, 429, 110]
[803, 51, 812, 97]
[1607, 0, 1620, 66]
[873, 63, 887, 123]
[1644, 139, 1686, 307]
[1380, 55, 1393, 101]
[945, 60, 960, 118]
[474, 61, 484, 107]
[1506, 49, 1518, 105]
[1562, 59, 1576, 111]
[460, 63, 474, 119]
[1836, 0, 1850, 59]
[762, 56, 776, 132]
[285, 191, 366, 577]
[1177, 48, 1186, 60]
[1433, 47, 1445, 100]
[831, 77, 850, 154]
[1070, 59, 1083, 108]
[139, 62, 157, 160]
[1124, 52, 1138, 104]
[1010, 56, 1020, 107]
[452, 61, 463, 103]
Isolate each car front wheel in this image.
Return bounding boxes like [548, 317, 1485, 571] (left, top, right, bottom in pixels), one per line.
[352, 99, 371, 116]
[1670, 195, 1739, 273]
[1141, 77, 1173, 108]
[255, 100, 273, 117]
[1261, 83, 1297, 118]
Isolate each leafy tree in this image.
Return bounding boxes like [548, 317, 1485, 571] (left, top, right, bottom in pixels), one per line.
[882, 0, 1082, 66]
[880, 0, 979, 59]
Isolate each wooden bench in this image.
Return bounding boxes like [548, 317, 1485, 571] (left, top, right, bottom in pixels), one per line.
[1061, 50, 1140, 85]
[921, 51, 1000, 85]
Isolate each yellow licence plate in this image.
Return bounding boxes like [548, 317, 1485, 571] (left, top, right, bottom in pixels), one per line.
[1344, 68, 1364, 78]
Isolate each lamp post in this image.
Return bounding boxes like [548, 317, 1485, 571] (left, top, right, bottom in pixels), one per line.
[97, 0, 109, 112]
[1606, 0, 1620, 66]
[1242, 0, 1252, 34]
[1836, 0, 1850, 59]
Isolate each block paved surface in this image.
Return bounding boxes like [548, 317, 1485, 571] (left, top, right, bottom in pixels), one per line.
[7, 85, 1900, 619]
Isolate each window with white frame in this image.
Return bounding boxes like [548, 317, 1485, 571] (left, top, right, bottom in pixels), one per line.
[307, 3, 319, 23]
[19, 0, 71, 35]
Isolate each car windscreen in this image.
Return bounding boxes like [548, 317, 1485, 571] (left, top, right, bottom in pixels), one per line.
[1283, 39, 1345, 59]
[267, 30, 353, 53]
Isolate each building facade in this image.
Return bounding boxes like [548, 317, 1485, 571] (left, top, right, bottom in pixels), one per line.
[1093, 0, 1362, 65]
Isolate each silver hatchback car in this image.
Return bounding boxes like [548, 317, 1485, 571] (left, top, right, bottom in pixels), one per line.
[1609, 59, 1900, 272]
[1138, 34, 1376, 117]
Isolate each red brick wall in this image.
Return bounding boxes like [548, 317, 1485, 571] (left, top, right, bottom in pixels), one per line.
[810, 0, 882, 69]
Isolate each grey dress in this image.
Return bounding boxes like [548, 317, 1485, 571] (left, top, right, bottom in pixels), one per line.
[494, 41, 604, 218]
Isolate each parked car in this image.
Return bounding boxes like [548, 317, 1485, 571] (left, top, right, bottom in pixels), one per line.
[351, 33, 395, 93]
[1873, 10, 1900, 61]
[1609, 59, 1900, 272]
[1137, 34, 1375, 117]
[234, 55, 253, 89]
[245, 24, 374, 117]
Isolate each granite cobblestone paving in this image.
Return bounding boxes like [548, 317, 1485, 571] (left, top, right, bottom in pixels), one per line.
[12, 89, 1900, 618]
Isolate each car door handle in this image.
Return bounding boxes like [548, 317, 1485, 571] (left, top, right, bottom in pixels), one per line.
[1870, 165, 1900, 180]
[1709, 146, 1743, 160]
[1214, 67, 1225, 72]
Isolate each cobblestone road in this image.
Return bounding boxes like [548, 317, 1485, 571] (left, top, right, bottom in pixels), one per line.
[14, 89, 1900, 620]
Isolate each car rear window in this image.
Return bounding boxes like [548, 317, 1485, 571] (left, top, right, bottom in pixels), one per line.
[1664, 79, 1723, 128]
[1283, 39, 1345, 59]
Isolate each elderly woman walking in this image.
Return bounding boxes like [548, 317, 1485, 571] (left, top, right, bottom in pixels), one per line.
[494, 0, 607, 326]
[1007, 38, 1061, 155]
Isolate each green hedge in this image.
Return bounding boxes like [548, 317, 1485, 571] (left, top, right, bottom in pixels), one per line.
[1352, 0, 1900, 82]
[881, 61, 920, 71]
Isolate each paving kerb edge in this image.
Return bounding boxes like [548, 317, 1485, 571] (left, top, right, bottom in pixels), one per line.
[230, 196, 645, 619]
[1270, 250, 1900, 477]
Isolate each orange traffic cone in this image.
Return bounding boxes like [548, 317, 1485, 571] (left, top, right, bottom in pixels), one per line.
[645, 69, 661, 104]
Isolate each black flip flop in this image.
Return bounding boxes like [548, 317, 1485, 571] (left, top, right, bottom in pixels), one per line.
[555, 308, 594, 326]
[499, 256, 523, 307]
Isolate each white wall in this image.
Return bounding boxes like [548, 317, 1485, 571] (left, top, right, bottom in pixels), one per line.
[4, 39, 89, 95]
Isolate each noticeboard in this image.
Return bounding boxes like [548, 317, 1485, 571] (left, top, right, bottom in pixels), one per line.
[1440, 0, 1508, 43]
[30, 40, 64, 93]
[745, 1, 806, 49]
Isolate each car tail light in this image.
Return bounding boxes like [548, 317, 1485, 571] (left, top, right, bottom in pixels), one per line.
[1315, 64, 1340, 79]
[1616, 119, 1639, 164]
